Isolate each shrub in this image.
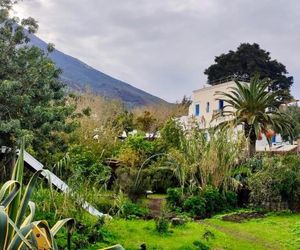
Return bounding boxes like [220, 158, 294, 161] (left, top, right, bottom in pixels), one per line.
[249, 155, 300, 210]
[160, 118, 184, 150]
[167, 187, 184, 210]
[121, 134, 154, 156]
[155, 216, 170, 233]
[167, 186, 238, 218]
[121, 201, 149, 219]
[94, 196, 115, 214]
[224, 191, 238, 209]
[145, 162, 178, 193]
[69, 145, 111, 186]
[193, 241, 210, 250]
[183, 196, 206, 218]
[202, 186, 225, 215]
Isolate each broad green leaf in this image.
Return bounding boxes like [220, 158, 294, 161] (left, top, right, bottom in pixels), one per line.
[0, 208, 9, 250]
[0, 180, 20, 208]
[51, 218, 75, 236]
[16, 170, 42, 228]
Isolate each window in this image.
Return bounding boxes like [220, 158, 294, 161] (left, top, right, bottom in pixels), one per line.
[206, 102, 210, 113]
[195, 104, 200, 116]
[219, 100, 224, 110]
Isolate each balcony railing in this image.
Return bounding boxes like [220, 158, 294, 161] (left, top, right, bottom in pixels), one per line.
[208, 74, 250, 85]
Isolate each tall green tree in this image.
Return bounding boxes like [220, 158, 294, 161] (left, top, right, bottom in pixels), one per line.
[216, 75, 293, 157]
[204, 43, 293, 102]
[0, 0, 76, 169]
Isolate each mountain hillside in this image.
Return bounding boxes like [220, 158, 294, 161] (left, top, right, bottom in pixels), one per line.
[29, 34, 168, 107]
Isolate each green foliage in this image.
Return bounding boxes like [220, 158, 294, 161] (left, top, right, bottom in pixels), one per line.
[143, 164, 177, 193]
[281, 105, 300, 141]
[0, 141, 73, 249]
[204, 43, 293, 101]
[166, 188, 184, 211]
[121, 201, 149, 219]
[183, 196, 206, 218]
[135, 111, 157, 132]
[0, 2, 76, 169]
[167, 187, 238, 218]
[160, 118, 184, 149]
[113, 111, 134, 133]
[193, 240, 210, 250]
[217, 75, 293, 156]
[155, 216, 170, 234]
[68, 145, 111, 186]
[121, 134, 154, 155]
[202, 186, 225, 216]
[167, 126, 244, 190]
[224, 191, 238, 209]
[32, 185, 111, 249]
[249, 155, 300, 210]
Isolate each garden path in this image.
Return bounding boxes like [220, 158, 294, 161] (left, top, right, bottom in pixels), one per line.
[147, 197, 165, 218]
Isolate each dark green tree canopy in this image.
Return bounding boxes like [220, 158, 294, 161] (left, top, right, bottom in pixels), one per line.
[0, 0, 76, 165]
[204, 43, 293, 102]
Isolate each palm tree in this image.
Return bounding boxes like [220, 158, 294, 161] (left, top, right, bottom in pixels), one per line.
[215, 75, 293, 157]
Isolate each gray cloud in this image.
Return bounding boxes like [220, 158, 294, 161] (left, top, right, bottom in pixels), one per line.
[15, 0, 300, 102]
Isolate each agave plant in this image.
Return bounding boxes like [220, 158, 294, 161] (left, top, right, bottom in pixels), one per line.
[0, 142, 74, 250]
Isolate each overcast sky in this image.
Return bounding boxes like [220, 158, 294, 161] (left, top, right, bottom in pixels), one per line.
[15, 0, 299, 102]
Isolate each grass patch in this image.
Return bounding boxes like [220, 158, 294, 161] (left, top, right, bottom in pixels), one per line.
[97, 212, 300, 250]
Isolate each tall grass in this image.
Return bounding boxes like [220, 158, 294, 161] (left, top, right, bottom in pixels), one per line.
[168, 125, 246, 191]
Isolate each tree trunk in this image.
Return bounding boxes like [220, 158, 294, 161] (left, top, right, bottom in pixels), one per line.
[248, 136, 256, 158]
[244, 123, 257, 157]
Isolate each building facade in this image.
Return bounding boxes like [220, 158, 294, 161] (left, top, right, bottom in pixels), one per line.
[180, 80, 282, 148]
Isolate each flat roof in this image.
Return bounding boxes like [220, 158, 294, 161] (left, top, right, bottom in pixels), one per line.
[193, 80, 239, 94]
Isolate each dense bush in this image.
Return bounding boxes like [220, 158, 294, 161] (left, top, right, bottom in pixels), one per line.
[249, 155, 300, 210]
[160, 118, 184, 150]
[69, 145, 111, 186]
[183, 196, 206, 218]
[202, 186, 225, 216]
[144, 163, 178, 193]
[119, 200, 149, 219]
[120, 134, 154, 156]
[167, 187, 184, 211]
[167, 186, 238, 218]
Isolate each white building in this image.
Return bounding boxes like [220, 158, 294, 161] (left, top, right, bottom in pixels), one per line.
[180, 80, 282, 148]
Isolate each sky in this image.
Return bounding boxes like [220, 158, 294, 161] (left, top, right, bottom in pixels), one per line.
[15, 0, 300, 102]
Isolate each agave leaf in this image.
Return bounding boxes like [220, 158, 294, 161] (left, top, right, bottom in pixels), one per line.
[4, 210, 33, 250]
[0, 180, 20, 208]
[32, 220, 55, 249]
[7, 223, 33, 250]
[8, 141, 24, 241]
[0, 207, 9, 250]
[51, 218, 75, 236]
[20, 201, 35, 228]
[16, 170, 42, 228]
[8, 141, 25, 239]
[100, 244, 125, 250]
[31, 223, 52, 250]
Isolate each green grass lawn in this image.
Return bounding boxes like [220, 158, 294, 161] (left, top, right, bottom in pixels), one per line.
[97, 212, 300, 250]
